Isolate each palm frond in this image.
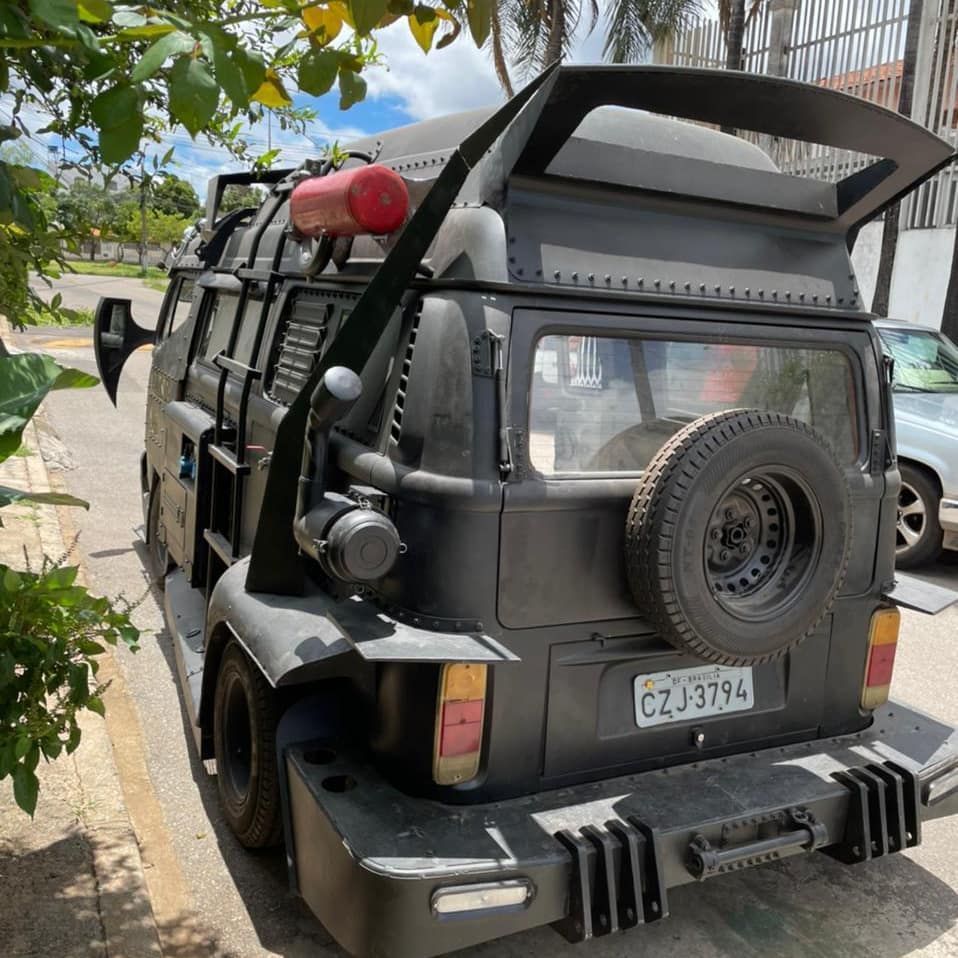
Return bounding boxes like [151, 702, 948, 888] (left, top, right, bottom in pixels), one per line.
[604, 0, 705, 63]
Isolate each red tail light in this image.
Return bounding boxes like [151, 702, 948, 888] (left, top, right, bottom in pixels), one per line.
[433, 663, 487, 785]
[290, 164, 409, 238]
[861, 607, 900, 710]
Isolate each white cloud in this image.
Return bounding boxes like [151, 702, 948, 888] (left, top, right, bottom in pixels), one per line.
[364, 24, 505, 120]
[362, 13, 624, 123]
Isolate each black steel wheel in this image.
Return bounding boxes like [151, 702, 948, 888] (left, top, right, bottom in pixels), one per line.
[895, 463, 942, 568]
[626, 410, 852, 665]
[213, 642, 283, 849]
[147, 487, 171, 590]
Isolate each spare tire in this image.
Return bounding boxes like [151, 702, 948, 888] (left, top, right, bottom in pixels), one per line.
[625, 410, 852, 666]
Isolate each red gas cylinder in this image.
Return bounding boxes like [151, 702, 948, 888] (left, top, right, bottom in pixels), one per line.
[290, 164, 409, 238]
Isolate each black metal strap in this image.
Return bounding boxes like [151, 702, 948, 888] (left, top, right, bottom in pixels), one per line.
[245, 65, 560, 594]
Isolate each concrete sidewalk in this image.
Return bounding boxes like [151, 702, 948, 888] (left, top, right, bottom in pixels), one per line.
[0, 416, 163, 957]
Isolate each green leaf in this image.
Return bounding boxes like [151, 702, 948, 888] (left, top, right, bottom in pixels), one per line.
[28, 0, 78, 31]
[91, 84, 144, 164]
[211, 43, 266, 108]
[117, 23, 177, 40]
[113, 10, 146, 27]
[43, 565, 79, 589]
[14, 737, 31, 761]
[169, 56, 219, 137]
[348, 0, 388, 35]
[86, 696, 105, 718]
[338, 68, 367, 109]
[12, 764, 39, 816]
[77, 0, 112, 22]
[2, 567, 21, 591]
[0, 354, 83, 461]
[65, 725, 82, 755]
[0, 486, 90, 510]
[298, 49, 342, 97]
[131, 31, 196, 83]
[466, 0, 490, 45]
[52, 366, 98, 391]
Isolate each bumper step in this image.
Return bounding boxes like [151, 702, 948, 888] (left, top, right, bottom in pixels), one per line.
[826, 760, 921, 864]
[553, 818, 667, 942]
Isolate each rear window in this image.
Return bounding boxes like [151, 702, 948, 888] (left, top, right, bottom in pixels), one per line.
[529, 335, 858, 474]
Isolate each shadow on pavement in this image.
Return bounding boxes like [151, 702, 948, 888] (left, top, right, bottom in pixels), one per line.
[137, 544, 339, 957]
[908, 549, 958, 591]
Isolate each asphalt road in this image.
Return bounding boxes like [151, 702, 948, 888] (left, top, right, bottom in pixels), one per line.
[18, 314, 958, 958]
[28, 270, 166, 318]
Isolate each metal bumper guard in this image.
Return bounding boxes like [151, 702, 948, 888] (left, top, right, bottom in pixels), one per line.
[282, 701, 958, 958]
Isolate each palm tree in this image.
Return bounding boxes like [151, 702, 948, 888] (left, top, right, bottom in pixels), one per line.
[487, 1, 769, 98]
[487, 0, 706, 96]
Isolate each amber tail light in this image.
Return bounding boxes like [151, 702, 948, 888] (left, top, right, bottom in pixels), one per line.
[861, 607, 901, 710]
[433, 663, 487, 786]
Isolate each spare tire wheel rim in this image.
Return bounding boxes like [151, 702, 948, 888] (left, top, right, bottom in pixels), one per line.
[706, 468, 823, 622]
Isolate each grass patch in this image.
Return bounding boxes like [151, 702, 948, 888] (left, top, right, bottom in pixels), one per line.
[142, 277, 170, 292]
[22, 304, 95, 327]
[62, 260, 168, 282]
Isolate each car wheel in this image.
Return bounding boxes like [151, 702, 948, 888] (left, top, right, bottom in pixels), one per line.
[213, 641, 283, 849]
[896, 463, 942, 569]
[147, 487, 171, 590]
[625, 410, 852, 666]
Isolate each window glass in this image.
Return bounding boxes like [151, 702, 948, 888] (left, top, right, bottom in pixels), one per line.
[529, 334, 857, 474]
[878, 327, 958, 393]
[233, 297, 265, 367]
[198, 292, 240, 362]
[165, 278, 194, 337]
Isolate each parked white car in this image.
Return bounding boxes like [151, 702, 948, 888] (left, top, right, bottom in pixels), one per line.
[876, 319, 958, 567]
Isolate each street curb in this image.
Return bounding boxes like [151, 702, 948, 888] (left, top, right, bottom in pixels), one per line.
[1, 312, 164, 957]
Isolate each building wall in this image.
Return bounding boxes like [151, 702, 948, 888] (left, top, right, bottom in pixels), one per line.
[852, 223, 955, 326]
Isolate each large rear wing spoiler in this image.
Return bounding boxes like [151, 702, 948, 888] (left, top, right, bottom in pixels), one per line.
[247, 65, 953, 593]
[494, 65, 954, 236]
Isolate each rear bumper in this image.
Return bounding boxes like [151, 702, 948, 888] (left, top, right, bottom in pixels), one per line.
[283, 701, 958, 958]
[940, 496, 958, 533]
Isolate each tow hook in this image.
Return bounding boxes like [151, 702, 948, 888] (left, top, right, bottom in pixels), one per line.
[686, 807, 828, 879]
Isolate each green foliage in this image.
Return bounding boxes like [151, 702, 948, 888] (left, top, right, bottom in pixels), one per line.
[0, 353, 97, 463]
[218, 183, 265, 213]
[150, 174, 200, 218]
[19, 303, 95, 327]
[0, 0, 488, 338]
[55, 179, 138, 250]
[0, 347, 139, 816]
[125, 207, 194, 251]
[0, 558, 140, 816]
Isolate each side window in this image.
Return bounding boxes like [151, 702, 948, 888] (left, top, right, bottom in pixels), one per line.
[232, 297, 266, 367]
[197, 292, 241, 363]
[162, 277, 195, 339]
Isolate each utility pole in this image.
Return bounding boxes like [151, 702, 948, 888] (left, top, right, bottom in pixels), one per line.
[139, 153, 148, 275]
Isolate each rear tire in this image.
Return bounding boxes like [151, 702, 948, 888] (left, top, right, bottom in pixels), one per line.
[896, 463, 942, 568]
[213, 642, 283, 849]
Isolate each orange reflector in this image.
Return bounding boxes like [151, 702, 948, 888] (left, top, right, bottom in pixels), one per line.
[861, 607, 900, 711]
[433, 663, 487, 786]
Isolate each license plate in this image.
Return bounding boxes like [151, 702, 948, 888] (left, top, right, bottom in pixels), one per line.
[633, 665, 754, 728]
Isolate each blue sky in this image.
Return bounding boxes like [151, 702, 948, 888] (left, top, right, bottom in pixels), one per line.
[6, 6, 635, 201]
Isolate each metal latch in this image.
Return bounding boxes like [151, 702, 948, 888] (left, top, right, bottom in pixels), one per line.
[686, 807, 828, 880]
